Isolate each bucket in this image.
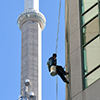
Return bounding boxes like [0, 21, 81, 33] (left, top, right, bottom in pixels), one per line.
[50, 65, 57, 76]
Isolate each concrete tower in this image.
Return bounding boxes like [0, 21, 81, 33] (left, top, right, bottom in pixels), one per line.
[17, 0, 46, 100]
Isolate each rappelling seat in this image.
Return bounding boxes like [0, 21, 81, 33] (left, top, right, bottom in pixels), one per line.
[50, 65, 57, 76]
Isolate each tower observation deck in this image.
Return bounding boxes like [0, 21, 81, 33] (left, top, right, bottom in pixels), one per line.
[17, 0, 46, 100]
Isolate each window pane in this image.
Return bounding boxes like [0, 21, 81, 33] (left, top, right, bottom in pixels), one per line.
[85, 67, 100, 87]
[82, 17, 99, 44]
[82, 0, 98, 12]
[82, 5, 98, 24]
[83, 36, 100, 73]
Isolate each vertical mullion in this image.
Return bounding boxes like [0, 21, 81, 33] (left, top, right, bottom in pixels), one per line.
[98, 0, 100, 43]
[79, 0, 86, 90]
[98, 0, 100, 35]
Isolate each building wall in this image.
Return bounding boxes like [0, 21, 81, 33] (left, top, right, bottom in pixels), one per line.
[65, 0, 100, 100]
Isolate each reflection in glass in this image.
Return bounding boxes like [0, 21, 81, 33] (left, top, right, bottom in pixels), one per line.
[85, 67, 100, 87]
[82, 0, 97, 12]
[82, 5, 98, 24]
[81, 0, 100, 89]
[82, 17, 99, 44]
[83, 36, 100, 73]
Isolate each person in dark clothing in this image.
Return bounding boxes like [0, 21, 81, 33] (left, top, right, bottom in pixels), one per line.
[47, 53, 69, 84]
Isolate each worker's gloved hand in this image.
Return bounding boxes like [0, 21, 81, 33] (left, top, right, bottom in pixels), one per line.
[47, 61, 50, 66]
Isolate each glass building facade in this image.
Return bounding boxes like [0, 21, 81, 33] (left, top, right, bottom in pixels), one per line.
[81, 0, 100, 88]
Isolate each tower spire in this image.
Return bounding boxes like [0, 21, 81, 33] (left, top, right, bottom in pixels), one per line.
[25, 0, 39, 11]
[17, 0, 46, 100]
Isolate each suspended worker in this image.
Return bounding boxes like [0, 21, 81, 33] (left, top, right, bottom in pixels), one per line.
[47, 53, 69, 84]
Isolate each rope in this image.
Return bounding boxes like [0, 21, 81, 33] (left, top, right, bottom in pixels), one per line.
[55, 0, 62, 54]
[56, 76, 58, 100]
[55, 0, 62, 100]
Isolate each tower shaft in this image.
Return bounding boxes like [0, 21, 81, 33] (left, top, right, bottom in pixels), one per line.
[17, 0, 46, 100]
[21, 21, 41, 100]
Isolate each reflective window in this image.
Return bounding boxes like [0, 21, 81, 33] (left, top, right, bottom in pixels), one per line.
[82, 17, 99, 44]
[82, 5, 98, 24]
[82, 0, 97, 12]
[83, 37, 100, 73]
[81, 0, 100, 88]
[85, 67, 100, 87]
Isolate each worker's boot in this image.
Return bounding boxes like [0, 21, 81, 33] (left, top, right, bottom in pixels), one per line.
[64, 71, 69, 75]
[64, 79, 69, 84]
[66, 80, 69, 84]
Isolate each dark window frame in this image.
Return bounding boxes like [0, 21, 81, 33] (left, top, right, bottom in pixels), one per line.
[80, 0, 100, 89]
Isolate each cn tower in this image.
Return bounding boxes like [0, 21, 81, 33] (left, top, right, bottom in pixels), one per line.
[17, 0, 46, 100]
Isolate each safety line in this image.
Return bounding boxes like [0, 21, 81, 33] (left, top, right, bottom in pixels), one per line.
[56, 76, 58, 100]
[55, 0, 62, 100]
[55, 0, 62, 54]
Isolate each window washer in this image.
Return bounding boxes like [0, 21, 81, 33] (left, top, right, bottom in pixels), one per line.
[47, 53, 69, 84]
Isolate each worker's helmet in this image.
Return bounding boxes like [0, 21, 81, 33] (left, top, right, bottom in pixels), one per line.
[53, 53, 57, 57]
